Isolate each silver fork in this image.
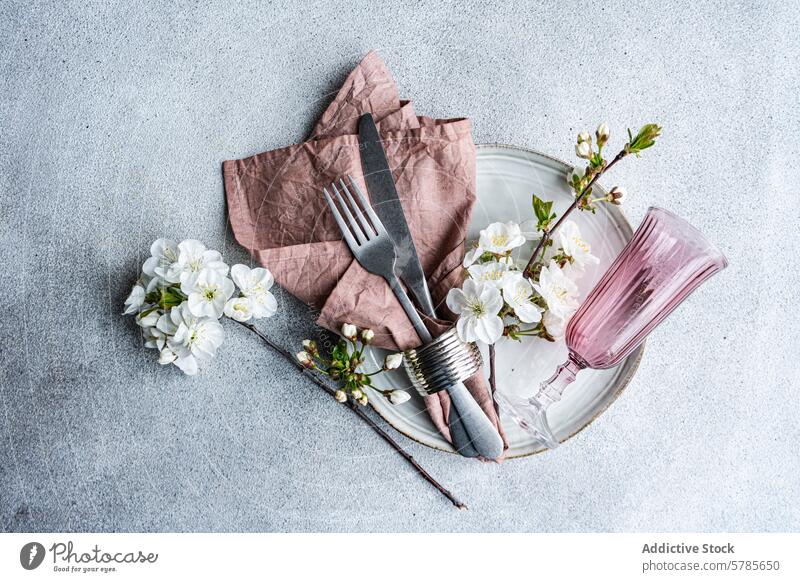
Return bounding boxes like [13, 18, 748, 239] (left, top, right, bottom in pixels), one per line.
[323, 176, 504, 460]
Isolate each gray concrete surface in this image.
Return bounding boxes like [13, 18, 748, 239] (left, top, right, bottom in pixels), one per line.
[1, 0, 798, 532]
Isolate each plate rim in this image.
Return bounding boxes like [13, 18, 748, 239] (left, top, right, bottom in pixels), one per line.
[368, 142, 645, 460]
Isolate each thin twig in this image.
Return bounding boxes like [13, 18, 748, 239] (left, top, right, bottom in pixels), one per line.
[522, 150, 627, 279]
[488, 344, 499, 417]
[235, 320, 468, 510]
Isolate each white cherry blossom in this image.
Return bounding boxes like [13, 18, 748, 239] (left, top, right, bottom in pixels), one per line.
[182, 269, 235, 319]
[166, 304, 225, 375]
[230, 264, 277, 319]
[533, 260, 580, 319]
[567, 166, 585, 189]
[478, 221, 526, 254]
[467, 260, 513, 289]
[557, 221, 599, 268]
[446, 279, 504, 344]
[502, 273, 542, 324]
[223, 295, 255, 322]
[143, 238, 180, 283]
[167, 239, 229, 284]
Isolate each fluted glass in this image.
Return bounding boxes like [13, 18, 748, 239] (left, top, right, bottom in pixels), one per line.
[496, 207, 728, 449]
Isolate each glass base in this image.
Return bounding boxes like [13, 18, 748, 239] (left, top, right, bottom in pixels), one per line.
[494, 353, 584, 450]
[494, 390, 560, 450]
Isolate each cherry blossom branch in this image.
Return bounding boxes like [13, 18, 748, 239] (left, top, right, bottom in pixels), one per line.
[235, 320, 468, 510]
[521, 123, 661, 279]
[522, 150, 626, 279]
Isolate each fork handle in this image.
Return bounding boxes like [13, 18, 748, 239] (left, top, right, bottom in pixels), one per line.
[387, 275, 503, 459]
[388, 276, 480, 457]
[388, 276, 433, 344]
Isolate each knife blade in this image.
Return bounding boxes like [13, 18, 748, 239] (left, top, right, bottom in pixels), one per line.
[357, 113, 436, 317]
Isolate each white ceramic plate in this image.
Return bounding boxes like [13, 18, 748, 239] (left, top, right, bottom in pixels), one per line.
[365, 144, 643, 458]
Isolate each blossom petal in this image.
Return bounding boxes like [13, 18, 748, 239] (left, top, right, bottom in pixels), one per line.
[543, 311, 567, 339]
[178, 239, 206, 257]
[251, 267, 273, 290]
[251, 291, 277, 318]
[478, 284, 503, 314]
[446, 287, 469, 315]
[230, 264, 250, 290]
[462, 247, 483, 268]
[474, 314, 504, 344]
[456, 316, 477, 342]
[174, 354, 199, 375]
[187, 293, 207, 317]
[515, 302, 542, 324]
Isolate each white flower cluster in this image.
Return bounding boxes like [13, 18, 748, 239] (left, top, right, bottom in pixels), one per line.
[123, 239, 278, 375]
[447, 220, 598, 344]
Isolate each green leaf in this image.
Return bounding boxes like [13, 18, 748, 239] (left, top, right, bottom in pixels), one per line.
[158, 287, 184, 309]
[625, 123, 662, 155]
[331, 340, 348, 363]
[532, 194, 556, 231]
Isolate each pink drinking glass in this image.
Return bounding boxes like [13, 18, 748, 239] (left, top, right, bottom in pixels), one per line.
[495, 207, 728, 449]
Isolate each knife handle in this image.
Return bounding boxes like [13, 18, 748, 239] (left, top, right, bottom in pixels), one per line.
[447, 381, 505, 460]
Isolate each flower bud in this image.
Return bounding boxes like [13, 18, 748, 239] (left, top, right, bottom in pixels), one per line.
[361, 329, 375, 344]
[596, 122, 610, 146]
[566, 166, 585, 188]
[358, 395, 369, 406]
[158, 348, 177, 365]
[302, 339, 317, 355]
[608, 186, 625, 205]
[575, 141, 592, 159]
[296, 351, 314, 368]
[334, 389, 347, 403]
[351, 388, 364, 400]
[387, 390, 411, 405]
[137, 310, 160, 328]
[383, 353, 403, 370]
[577, 131, 591, 144]
[341, 323, 357, 340]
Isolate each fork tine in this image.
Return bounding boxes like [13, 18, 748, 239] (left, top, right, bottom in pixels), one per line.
[323, 188, 358, 250]
[339, 178, 377, 237]
[346, 175, 386, 234]
[331, 182, 368, 244]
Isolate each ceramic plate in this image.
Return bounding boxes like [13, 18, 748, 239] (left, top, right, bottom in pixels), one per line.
[364, 144, 643, 458]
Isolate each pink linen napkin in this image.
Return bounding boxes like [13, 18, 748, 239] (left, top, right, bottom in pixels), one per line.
[223, 51, 507, 459]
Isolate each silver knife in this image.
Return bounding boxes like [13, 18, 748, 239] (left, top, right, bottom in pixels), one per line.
[357, 114, 435, 316]
[357, 113, 503, 460]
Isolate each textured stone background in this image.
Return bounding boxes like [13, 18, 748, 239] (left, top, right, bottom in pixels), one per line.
[1, 0, 798, 532]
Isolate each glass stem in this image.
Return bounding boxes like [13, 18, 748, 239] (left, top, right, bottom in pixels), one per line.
[534, 352, 585, 408]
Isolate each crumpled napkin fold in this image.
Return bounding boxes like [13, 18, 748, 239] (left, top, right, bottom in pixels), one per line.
[223, 51, 507, 459]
